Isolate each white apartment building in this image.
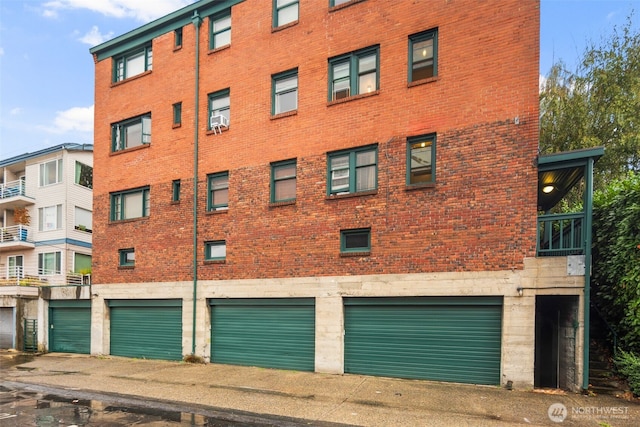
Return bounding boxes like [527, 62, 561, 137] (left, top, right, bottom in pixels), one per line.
[0, 143, 93, 351]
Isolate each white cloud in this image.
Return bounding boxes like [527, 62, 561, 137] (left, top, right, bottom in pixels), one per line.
[0, 47, 4, 56]
[41, 105, 94, 134]
[42, 0, 194, 22]
[10, 108, 22, 116]
[79, 26, 114, 45]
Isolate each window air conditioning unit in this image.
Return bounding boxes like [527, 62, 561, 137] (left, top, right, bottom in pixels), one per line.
[333, 88, 350, 100]
[210, 114, 229, 134]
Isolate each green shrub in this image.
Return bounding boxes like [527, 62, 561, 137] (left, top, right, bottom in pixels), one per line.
[614, 350, 640, 396]
[592, 173, 640, 352]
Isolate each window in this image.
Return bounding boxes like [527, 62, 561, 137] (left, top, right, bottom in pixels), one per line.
[75, 161, 93, 189]
[407, 134, 436, 185]
[172, 179, 181, 202]
[74, 253, 92, 274]
[271, 160, 296, 202]
[409, 29, 437, 82]
[173, 102, 182, 126]
[114, 44, 152, 82]
[341, 228, 371, 253]
[119, 248, 135, 267]
[205, 240, 226, 261]
[39, 205, 62, 231]
[210, 11, 231, 49]
[328, 145, 377, 194]
[8, 255, 23, 278]
[207, 172, 229, 211]
[174, 28, 183, 48]
[329, 46, 378, 101]
[74, 206, 92, 232]
[208, 89, 230, 130]
[112, 114, 151, 152]
[272, 69, 298, 115]
[39, 252, 62, 275]
[111, 187, 150, 221]
[274, 0, 298, 27]
[39, 159, 63, 186]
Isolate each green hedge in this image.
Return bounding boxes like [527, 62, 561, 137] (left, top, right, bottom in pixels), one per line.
[592, 173, 640, 352]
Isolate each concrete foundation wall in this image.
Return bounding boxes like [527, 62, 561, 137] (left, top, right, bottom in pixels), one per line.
[86, 256, 585, 389]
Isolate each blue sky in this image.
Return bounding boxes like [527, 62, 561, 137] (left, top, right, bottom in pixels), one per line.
[0, 0, 638, 160]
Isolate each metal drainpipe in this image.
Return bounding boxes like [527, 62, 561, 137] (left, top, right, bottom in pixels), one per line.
[191, 10, 202, 356]
[582, 157, 595, 390]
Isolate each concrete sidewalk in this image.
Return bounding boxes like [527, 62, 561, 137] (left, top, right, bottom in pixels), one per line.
[1, 352, 638, 426]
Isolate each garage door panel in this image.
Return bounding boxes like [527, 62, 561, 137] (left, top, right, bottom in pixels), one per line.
[109, 300, 182, 361]
[0, 308, 14, 349]
[210, 299, 314, 371]
[49, 301, 91, 354]
[345, 297, 502, 385]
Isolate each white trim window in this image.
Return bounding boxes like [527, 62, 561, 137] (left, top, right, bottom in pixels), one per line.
[39, 159, 63, 186]
[39, 205, 62, 231]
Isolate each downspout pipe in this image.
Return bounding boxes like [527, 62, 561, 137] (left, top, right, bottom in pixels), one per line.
[582, 157, 595, 390]
[191, 10, 202, 356]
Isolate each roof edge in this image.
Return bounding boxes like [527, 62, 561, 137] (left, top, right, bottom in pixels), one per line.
[538, 146, 605, 166]
[0, 143, 93, 167]
[89, 0, 244, 61]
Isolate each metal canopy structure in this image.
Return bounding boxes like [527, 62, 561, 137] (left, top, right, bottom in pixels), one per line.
[537, 147, 604, 212]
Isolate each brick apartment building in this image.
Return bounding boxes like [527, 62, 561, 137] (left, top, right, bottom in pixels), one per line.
[85, 0, 599, 390]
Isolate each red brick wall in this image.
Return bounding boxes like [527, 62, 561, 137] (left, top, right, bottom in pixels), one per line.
[92, 0, 540, 284]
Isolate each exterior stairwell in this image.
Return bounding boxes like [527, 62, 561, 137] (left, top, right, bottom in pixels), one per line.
[588, 309, 630, 397]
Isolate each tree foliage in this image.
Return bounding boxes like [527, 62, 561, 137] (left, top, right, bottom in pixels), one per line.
[592, 173, 640, 352]
[540, 15, 640, 191]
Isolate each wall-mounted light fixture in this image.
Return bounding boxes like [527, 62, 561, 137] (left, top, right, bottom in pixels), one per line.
[542, 185, 555, 194]
[517, 287, 523, 297]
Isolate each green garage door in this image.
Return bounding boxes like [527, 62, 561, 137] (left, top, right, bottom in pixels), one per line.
[210, 298, 315, 371]
[109, 299, 182, 361]
[344, 297, 502, 385]
[49, 300, 91, 354]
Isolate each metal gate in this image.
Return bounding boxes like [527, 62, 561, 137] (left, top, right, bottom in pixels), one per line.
[23, 319, 37, 352]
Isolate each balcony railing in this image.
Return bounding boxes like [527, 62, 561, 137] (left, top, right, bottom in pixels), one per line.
[537, 212, 585, 257]
[0, 179, 26, 199]
[0, 225, 33, 244]
[0, 266, 91, 287]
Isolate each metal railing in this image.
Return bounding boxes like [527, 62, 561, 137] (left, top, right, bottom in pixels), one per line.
[0, 267, 91, 287]
[537, 212, 585, 256]
[0, 225, 33, 243]
[0, 179, 26, 199]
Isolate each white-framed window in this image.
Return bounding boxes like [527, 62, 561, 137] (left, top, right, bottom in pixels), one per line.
[75, 161, 93, 189]
[39, 251, 62, 275]
[74, 206, 92, 232]
[7, 255, 24, 278]
[39, 159, 63, 186]
[39, 205, 62, 231]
